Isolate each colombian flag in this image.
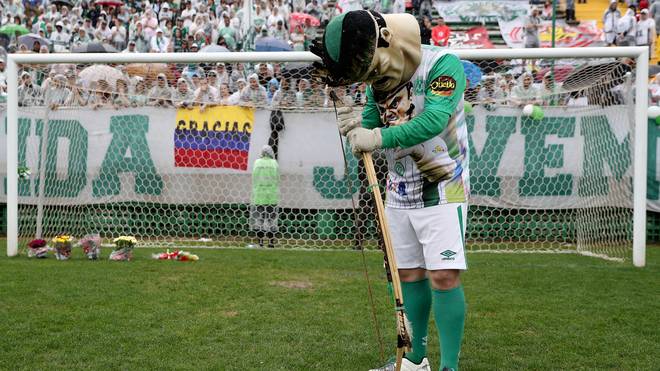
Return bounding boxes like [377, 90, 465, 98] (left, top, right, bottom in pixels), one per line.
[174, 106, 254, 170]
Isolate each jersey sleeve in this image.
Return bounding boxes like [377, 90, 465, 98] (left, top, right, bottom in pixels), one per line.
[379, 53, 466, 149]
[361, 86, 382, 129]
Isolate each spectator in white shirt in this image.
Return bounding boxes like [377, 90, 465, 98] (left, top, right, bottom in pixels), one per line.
[637, 9, 657, 56]
[122, 39, 137, 53]
[215, 63, 230, 86]
[148, 73, 173, 106]
[229, 78, 246, 105]
[267, 7, 284, 31]
[150, 28, 169, 52]
[219, 83, 235, 105]
[477, 76, 504, 104]
[173, 78, 195, 109]
[98, 18, 113, 41]
[603, 0, 621, 45]
[83, 18, 95, 37]
[305, 0, 321, 17]
[193, 77, 219, 111]
[159, 2, 174, 29]
[241, 74, 268, 106]
[511, 72, 540, 107]
[180, 1, 197, 29]
[617, 6, 637, 46]
[272, 20, 289, 41]
[50, 21, 70, 52]
[111, 16, 127, 50]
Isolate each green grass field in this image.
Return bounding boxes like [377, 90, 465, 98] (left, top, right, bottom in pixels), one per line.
[0, 242, 658, 370]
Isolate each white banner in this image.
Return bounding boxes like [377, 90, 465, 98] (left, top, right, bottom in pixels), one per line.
[499, 19, 605, 48]
[2, 105, 660, 211]
[433, 0, 529, 23]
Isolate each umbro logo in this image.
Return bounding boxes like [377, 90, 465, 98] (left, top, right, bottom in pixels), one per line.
[440, 249, 456, 260]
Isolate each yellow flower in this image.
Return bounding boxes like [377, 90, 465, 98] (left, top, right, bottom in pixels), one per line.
[52, 235, 73, 243]
[113, 236, 138, 245]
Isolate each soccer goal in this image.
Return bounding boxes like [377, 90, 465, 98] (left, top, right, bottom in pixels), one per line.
[2, 47, 647, 266]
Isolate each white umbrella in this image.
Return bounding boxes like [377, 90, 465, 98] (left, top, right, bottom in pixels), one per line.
[199, 45, 230, 53]
[79, 64, 124, 89]
[49, 64, 76, 75]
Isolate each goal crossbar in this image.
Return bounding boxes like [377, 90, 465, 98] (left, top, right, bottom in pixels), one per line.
[4, 47, 648, 267]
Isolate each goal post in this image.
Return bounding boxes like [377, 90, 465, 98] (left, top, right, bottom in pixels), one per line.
[3, 47, 648, 267]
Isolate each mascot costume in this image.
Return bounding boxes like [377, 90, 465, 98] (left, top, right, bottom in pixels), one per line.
[312, 10, 469, 371]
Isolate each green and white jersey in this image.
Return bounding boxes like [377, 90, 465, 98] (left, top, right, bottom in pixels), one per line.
[361, 45, 469, 209]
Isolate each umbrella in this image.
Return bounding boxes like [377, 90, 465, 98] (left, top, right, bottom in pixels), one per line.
[649, 64, 660, 78]
[79, 65, 124, 89]
[199, 45, 230, 53]
[289, 13, 320, 29]
[51, 0, 74, 6]
[94, 0, 123, 6]
[255, 37, 291, 52]
[50, 64, 76, 75]
[17, 33, 50, 50]
[535, 65, 574, 83]
[71, 42, 118, 53]
[563, 61, 632, 91]
[125, 63, 174, 82]
[0, 34, 9, 50]
[461, 60, 482, 89]
[0, 24, 30, 36]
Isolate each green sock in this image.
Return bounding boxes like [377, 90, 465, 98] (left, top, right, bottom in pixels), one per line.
[433, 285, 466, 371]
[401, 279, 432, 364]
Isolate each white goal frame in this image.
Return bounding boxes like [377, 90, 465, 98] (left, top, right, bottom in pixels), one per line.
[4, 47, 648, 267]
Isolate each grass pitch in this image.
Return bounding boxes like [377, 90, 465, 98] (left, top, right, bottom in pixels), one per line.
[0, 242, 658, 370]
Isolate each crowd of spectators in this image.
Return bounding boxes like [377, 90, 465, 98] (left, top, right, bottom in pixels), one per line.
[465, 70, 583, 108]
[11, 59, 369, 109]
[0, 0, 332, 53]
[0, 0, 657, 109]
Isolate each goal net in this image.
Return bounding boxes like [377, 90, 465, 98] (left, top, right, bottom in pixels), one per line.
[1, 49, 647, 264]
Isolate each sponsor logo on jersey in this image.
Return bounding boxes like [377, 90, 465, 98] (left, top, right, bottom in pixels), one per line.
[432, 145, 446, 154]
[394, 161, 405, 176]
[387, 180, 408, 196]
[440, 249, 456, 260]
[430, 76, 456, 97]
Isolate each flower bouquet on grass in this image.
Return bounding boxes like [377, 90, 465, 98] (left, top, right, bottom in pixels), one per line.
[27, 239, 49, 258]
[52, 235, 74, 260]
[109, 236, 137, 261]
[152, 249, 199, 261]
[79, 234, 101, 260]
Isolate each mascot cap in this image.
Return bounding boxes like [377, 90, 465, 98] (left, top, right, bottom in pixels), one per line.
[312, 10, 388, 86]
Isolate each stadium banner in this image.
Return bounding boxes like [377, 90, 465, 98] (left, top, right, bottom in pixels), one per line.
[432, 0, 529, 23]
[448, 26, 494, 49]
[173, 106, 254, 170]
[499, 19, 605, 48]
[1, 106, 659, 211]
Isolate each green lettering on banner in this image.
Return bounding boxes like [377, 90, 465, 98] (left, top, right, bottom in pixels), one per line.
[578, 115, 631, 196]
[92, 115, 163, 197]
[647, 119, 660, 200]
[312, 140, 359, 199]
[34, 119, 88, 197]
[466, 114, 516, 197]
[519, 116, 575, 196]
[3, 118, 33, 196]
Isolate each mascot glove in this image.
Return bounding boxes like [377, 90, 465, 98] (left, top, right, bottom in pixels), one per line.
[347, 127, 382, 155]
[337, 106, 362, 136]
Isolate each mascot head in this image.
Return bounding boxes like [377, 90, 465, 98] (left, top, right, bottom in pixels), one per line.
[312, 11, 422, 92]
